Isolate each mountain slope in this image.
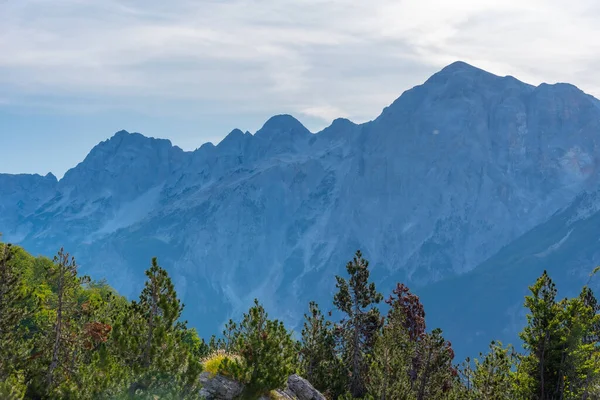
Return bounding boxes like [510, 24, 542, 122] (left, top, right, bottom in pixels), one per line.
[420, 189, 600, 358]
[0, 172, 58, 242]
[2, 62, 600, 354]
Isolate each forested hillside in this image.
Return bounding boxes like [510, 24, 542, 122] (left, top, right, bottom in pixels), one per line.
[1, 237, 599, 399]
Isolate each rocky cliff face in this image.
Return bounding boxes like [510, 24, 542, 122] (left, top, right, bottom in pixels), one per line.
[0, 172, 58, 242]
[2, 61, 600, 356]
[420, 188, 600, 358]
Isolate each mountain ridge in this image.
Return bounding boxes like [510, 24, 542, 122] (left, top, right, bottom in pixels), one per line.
[2, 60, 600, 358]
[17, 61, 598, 183]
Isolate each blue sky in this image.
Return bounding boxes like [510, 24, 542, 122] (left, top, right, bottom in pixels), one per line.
[2, 0, 600, 178]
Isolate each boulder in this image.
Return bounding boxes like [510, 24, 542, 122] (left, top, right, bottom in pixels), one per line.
[286, 375, 326, 400]
[198, 373, 324, 400]
[199, 372, 245, 400]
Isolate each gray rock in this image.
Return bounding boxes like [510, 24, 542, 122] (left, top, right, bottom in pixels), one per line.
[287, 375, 325, 400]
[199, 372, 244, 400]
[258, 389, 296, 400]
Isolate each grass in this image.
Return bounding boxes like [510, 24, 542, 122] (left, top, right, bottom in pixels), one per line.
[201, 350, 242, 378]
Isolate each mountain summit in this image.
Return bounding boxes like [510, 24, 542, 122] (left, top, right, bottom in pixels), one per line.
[431, 60, 497, 77]
[2, 61, 600, 357]
[257, 114, 311, 137]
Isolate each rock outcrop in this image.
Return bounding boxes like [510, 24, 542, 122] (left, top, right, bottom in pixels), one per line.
[286, 375, 325, 400]
[199, 373, 325, 400]
[199, 372, 244, 400]
[258, 389, 295, 400]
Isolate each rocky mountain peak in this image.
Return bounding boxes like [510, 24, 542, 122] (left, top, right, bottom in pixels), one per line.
[255, 114, 311, 139]
[329, 117, 356, 129]
[44, 172, 58, 182]
[58, 131, 185, 200]
[217, 128, 249, 151]
[425, 61, 503, 84]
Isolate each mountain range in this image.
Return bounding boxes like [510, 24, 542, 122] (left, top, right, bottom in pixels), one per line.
[2, 61, 600, 358]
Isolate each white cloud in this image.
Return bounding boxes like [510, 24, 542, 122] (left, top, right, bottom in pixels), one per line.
[1, 0, 600, 128]
[299, 105, 348, 122]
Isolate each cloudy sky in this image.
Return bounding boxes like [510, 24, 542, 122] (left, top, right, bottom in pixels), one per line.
[1, 0, 600, 177]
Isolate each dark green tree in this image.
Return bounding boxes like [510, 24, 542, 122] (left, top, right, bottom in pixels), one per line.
[518, 270, 600, 400]
[369, 282, 457, 400]
[469, 341, 517, 400]
[334, 250, 383, 398]
[368, 283, 428, 400]
[300, 301, 346, 398]
[112, 257, 201, 398]
[519, 270, 561, 399]
[0, 239, 34, 397]
[388, 282, 426, 390]
[138, 257, 184, 368]
[578, 286, 600, 399]
[27, 248, 91, 397]
[413, 328, 456, 400]
[222, 299, 298, 398]
[368, 305, 412, 399]
[182, 327, 210, 359]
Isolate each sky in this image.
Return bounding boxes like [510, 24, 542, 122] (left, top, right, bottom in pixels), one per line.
[1, 0, 600, 178]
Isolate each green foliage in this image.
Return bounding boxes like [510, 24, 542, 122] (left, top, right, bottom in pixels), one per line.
[202, 350, 241, 377]
[411, 328, 456, 400]
[368, 305, 414, 399]
[588, 266, 600, 285]
[368, 285, 457, 400]
[221, 299, 299, 398]
[0, 238, 202, 399]
[111, 257, 202, 398]
[516, 270, 600, 399]
[182, 328, 210, 359]
[0, 240, 36, 389]
[333, 250, 383, 398]
[1, 241, 600, 400]
[300, 302, 346, 398]
[465, 341, 518, 400]
[0, 371, 27, 400]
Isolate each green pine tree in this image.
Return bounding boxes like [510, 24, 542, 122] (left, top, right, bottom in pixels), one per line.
[368, 283, 429, 400]
[519, 270, 561, 399]
[368, 305, 413, 400]
[26, 248, 91, 397]
[73, 283, 131, 399]
[578, 286, 600, 399]
[368, 282, 457, 400]
[413, 328, 456, 400]
[518, 270, 600, 400]
[112, 257, 201, 399]
[300, 301, 346, 398]
[222, 299, 299, 398]
[0, 239, 34, 399]
[469, 341, 517, 400]
[333, 250, 383, 398]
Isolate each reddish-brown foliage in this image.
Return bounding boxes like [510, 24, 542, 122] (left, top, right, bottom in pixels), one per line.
[83, 322, 112, 349]
[386, 283, 426, 342]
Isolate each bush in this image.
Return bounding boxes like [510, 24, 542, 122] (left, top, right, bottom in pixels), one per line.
[225, 299, 299, 398]
[202, 350, 242, 378]
[0, 373, 26, 399]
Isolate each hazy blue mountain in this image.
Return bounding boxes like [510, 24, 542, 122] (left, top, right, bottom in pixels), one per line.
[420, 189, 600, 358]
[2, 61, 600, 358]
[0, 172, 58, 242]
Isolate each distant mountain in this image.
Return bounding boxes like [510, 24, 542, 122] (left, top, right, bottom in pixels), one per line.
[420, 189, 600, 357]
[2, 61, 600, 358]
[0, 172, 58, 242]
